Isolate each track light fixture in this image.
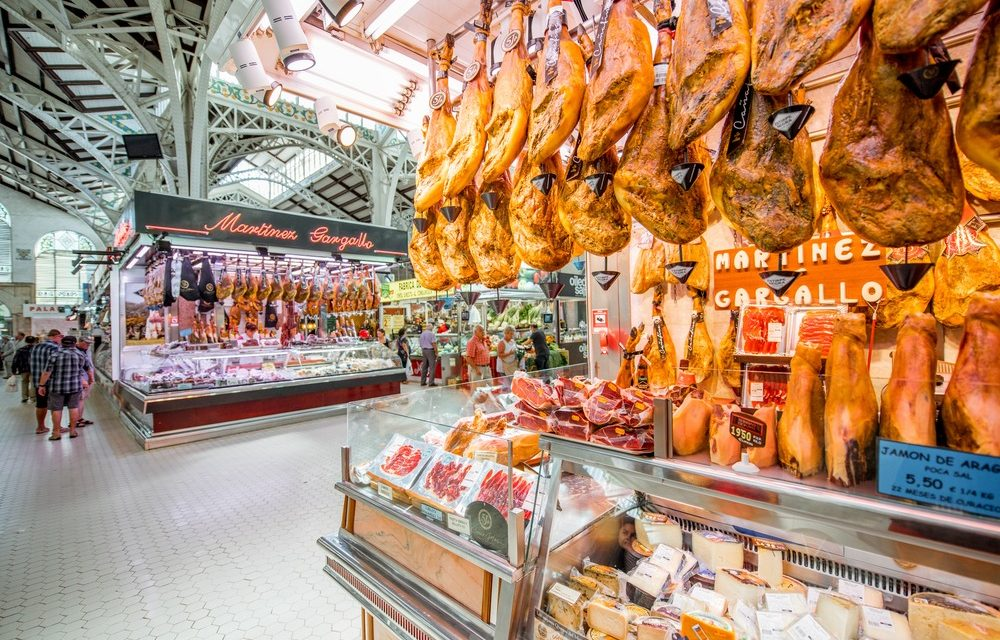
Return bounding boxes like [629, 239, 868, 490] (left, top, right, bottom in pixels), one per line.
[315, 96, 358, 147]
[320, 0, 364, 27]
[262, 0, 316, 72]
[230, 39, 283, 106]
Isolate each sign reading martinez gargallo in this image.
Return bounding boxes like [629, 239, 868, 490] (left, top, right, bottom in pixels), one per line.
[132, 192, 407, 258]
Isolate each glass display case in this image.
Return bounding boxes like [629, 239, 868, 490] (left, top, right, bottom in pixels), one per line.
[121, 340, 401, 394]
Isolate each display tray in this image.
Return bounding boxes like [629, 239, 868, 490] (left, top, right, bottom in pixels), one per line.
[117, 368, 406, 414]
[541, 431, 653, 456]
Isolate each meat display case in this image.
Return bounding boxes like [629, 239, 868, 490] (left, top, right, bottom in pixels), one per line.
[115, 340, 405, 449]
[529, 434, 1000, 639]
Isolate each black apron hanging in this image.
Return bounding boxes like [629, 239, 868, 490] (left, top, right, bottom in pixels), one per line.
[179, 256, 200, 301]
[264, 302, 278, 328]
[198, 257, 218, 303]
[162, 257, 176, 307]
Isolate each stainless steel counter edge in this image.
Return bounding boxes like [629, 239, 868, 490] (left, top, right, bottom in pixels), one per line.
[542, 436, 1000, 556]
[336, 481, 524, 581]
[318, 533, 493, 640]
[116, 368, 406, 413]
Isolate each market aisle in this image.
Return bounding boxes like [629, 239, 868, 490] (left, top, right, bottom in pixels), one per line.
[0, 387, 359, 640]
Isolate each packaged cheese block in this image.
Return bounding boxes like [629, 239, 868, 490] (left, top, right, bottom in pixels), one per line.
[636, 511, 683, 549]
[765, 592, 809, 615]
[836, 580, 884, 609]
[789, 614, 835, 640]
[938, 619, 998, 639]
[569, 573, 610, 600]
[584, 563, 622, 597]
[757, 610, 799, 638]
[716, 568, 770, 609]
[648, 544, 685, 578]
[755, 540, 785, 589]
[815, 593, 860, 640]
[680, 611, 738, 640]
[690, 584, 729, 617]
[632, 539, 655, 559]
[909, 593, 1000, 640]
[692, 531, 745, 573]
[635, 616, 678, 640]
[627, 562, 671, 601]
[772, 576, 809, 595]
[861, 606, 912, 640]
[587, 596, 630, 640]
[546, 583, 586, 632]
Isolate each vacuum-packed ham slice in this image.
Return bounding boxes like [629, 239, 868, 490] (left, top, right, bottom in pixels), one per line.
[590, 426, 654, 453]
[795, 310, 837, 357]
[956, 0, 1000, 181]
[620, 394, 654, 427]
[554, 376, 589, 408]
[825, 313, 879, 487]
[740, 306, 786, 355]
[553, 408, 592, 440]
[943, 291, 1000, 456]
[777, 342, 825, 477]
[819, 19, 964, 248]
[880, 314, 937, 447]
[512, 375, 559, 411]
[583, 381, 624, 425]
[672, 394, 712, 455]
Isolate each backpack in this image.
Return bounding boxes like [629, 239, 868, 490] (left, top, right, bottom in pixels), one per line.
[11, 345, 31, 375]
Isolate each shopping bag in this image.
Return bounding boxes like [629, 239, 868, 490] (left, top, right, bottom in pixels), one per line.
[5, 375, 17, 392]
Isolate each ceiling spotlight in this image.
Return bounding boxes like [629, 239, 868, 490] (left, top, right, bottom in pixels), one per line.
[262, 0, 316, 72]
[230, 39, 283, 107]
[322, 0, 364, 27]
[315, 96, 358, 147]
[337, 124, 357, 147]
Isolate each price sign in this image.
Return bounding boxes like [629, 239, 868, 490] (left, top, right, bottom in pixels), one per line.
[730, 411, 767, 448]
[877, 438, 1000, 520]
[467, 500, 509, 554]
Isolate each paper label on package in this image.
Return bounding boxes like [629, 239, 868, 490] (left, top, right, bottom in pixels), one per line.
[447, 513, 471, 536]
[653, 63, 668, 87]
[787, 615, 832, 640]
[767, 322, 783, 343]
[732, 601, 757, 636]
[377, 482, 393, 500]
[765, 592, 806, 614]
[549, 583, 583, 605]
[652, 544, 680, 565]
[757, 611, 796, 635]
[862, 606, 894, 630]
[749, 381, 765, 402]
[474, 450, 498, 463]
[807, 588, 823, 613]
[837, 579, 865, 603]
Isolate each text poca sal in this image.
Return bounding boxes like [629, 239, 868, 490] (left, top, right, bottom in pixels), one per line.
[712, 233, 887, 309]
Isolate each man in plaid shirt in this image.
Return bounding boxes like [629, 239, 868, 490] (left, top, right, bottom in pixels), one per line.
[30, 329, 61, 435]
[37, 335, 91, 440]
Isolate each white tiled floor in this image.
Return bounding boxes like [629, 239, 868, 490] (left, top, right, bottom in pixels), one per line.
[0, 385, 361, 640]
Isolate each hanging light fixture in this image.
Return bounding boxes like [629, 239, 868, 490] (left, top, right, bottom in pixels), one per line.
[230, 39, 282, 106]
[262, 0, 316, 72]
[320, 0, 364, 27]
[315, 96, 358, 147]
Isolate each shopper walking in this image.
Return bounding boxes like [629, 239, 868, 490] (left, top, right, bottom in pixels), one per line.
[418, 324, 438, 387]
[10, 336, 36, 403]
[529, 323, 550, 372]
[495, 326, 518, 391]
[30, 329, 62, 435]
[395, 328, 410, 383]
[75, 337, 96, 428]
[465, 325, 492, 383]
[0, 335, 13, 377]
[37, 335, 92, 441]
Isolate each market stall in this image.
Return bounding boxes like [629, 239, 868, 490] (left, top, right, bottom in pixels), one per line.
[110, 192, 407, 449]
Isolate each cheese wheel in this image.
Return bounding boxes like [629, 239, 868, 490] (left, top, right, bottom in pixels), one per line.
[938, 619, 998, 639]
[909, 593, 1000, 640]
[587, 596, 630, 640]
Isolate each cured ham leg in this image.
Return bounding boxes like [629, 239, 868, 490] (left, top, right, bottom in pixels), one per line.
[711, 87, 816, 252]
[410, 209, 454, 291]
[469, 173, 521, 289]
[558, 149, 630, 256]
[874, 0, 988, 53]
[716, 310, 741, 389]
[686, 296, 714, 384]
[443, 3, 493, 197]
[646, 286, 678, 392]
[709, 403, 741, 465]
[880, 313, 937, 447]
[508, 152, 573, 271]
[482, 0, 532, 183]
[748, 404, 778, 468]
[819, 19, 964, 248]
[576, 0, 653, 161]
[666, 0, 750, 150]
[942, 291, 1000, 455]
[956, 0, 1000, 181]
[631, 239, 667, 294]
[877, 246, 935, 329]
[751, 0, 871, 95]
[615, 324, 645, 389]
[673, 394, 712, 455]
[436, 187, 479, 284]
[615, 5, 710, 245]
[414, 37, 457, 211]
[778, 342, 825, 478]
[933, 216, 1000, 327]
[824, 313, 879, 487]
[525, 0, 586, 164]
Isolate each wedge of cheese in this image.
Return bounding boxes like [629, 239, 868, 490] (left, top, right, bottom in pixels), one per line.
[788, 614, 834, 640]
[692, 531, 744, 573]
[648, 545, 685, 577]
[584, 563, 621, 597]
[546, 583, 586, 633]
[837, 580, 884, 608]
[909, 593, 1000, 640]
[815, 593, 860, 640]
[755, 540, 785, 589]
[681, 611, 737, 640]
[758, 610, 799, 638]
[938, 619, 998, 639]
[636, 511, 683, 549]
[716, 568, 770, 610]
[690, 584, 729, 617]
[765, 592, 809, 615]
[627, 561, 670, 601]
[569, 574, 608, 599]
[635, 616, 678, 640]
[861, 606, 911, 640]
[587, 596, 630, 640]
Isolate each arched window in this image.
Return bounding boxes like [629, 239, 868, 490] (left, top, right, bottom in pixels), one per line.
[34, 230, 95, 304]
[0, 204, 11, 283]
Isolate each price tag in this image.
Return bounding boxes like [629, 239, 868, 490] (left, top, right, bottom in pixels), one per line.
[420, 503, 443, 522]
[447, 513, 471, 536]
[653, 62, 668, 87]
[473, 450, 498, 463]
[837, 579, 865, 603]
[786, 615, 832, 640]
[767, 322, 783, 343]
[730, 411, 767, 448]
[757, 611, 796, 636]
[549, 583, 583, 604]
[749, 381, 764, 402]
[862, 606, 895, 631]
[876, 438, 1000, 520]
[765, 592, 807, 614]
[732, 601, 758, 637]
[377, 483, 393, 500]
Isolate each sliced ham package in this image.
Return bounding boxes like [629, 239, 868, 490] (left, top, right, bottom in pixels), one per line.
[366, 435, 438, 493]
